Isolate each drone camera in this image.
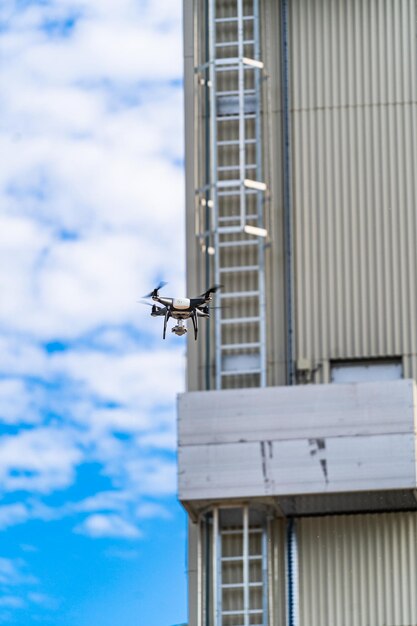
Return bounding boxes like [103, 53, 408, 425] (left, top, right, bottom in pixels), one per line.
[172, 324, 187, 336]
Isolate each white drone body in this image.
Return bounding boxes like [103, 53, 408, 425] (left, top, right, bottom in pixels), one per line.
[140, 282, 221, 339]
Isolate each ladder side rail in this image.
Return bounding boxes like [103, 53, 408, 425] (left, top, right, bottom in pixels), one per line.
[243, 505, 250, 626]
[237, 0, 247, 230]
[213, 507, 220, 626]
[253, 0, 267, 387]
[207, 0, 268, 389]
[208, 0, 222, 391]
[262, 524, 269, 626]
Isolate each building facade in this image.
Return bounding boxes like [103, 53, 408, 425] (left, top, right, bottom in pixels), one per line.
[179, 0, 417, 624]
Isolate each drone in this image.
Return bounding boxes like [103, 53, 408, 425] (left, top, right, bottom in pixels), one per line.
[140, 281, 222, 339]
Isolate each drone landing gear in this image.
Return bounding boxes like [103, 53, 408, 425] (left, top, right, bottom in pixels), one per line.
[191, 310, 198, 340]
[163, 310, 170, 339]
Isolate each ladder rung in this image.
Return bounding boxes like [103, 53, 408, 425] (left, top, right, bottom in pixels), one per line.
[222, 368, 262, 376]
[221, 555, 262, 562]
[221, 582, 263, 589]
[217, 113, 256, 121]
[214, 57, 255, 67]
[215, 65, 258, 73]
[218, 215, 258, 223]
[215, 40, 255, 48]
[222, 609, 263, 616]
[217, 179, 241, 188]
[218, 189, 257, 197]
[215, 16, 254, 23]
[218, 139, 256, 146]
[221, 290, 259, 299]
[220, 265, 259, 273]
[217, 164, 256, 172]
[221, 528, 263, 535]
[217, 225, 244, 235]
[221, 342, 261, 350]
[217, 89, 256, 97]
[219, 239, 258, 247]
[221, 316, 260, 325]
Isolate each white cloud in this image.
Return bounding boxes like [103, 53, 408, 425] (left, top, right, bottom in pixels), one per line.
[87, 408, 151, 435]
[0, 596, 24, 609]
[0, 379, 40, 425]
[74, 490, 131, 513]
[0, 336, 47, 378]
[136, 428, 177, 451]
[75, 513, 140, 539]
[0, 558, 37, 586]
[0, 0, 185, 554]
[1, 0, 182, 77]
[136, 502, 171, 520]
[51, 348, 184, 408]
[0, 504, 29, 530]
[27, 592, 58, 610]
[125, 457, 177, 496]
[0, 428, 82, 493]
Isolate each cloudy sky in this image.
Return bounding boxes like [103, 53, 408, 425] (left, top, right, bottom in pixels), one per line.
[0, 1, 187, 624]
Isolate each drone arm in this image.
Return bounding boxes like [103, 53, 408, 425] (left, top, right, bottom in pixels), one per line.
[200, 284, 223, 301]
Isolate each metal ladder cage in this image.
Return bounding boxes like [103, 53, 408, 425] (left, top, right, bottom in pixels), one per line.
[195, 0, 268, 390]
[199, 505, 269, 626]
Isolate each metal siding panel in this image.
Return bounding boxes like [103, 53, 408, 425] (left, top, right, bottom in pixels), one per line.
[298, 513, 417, 626]
[262, 0, 287, 386]
[290, 0, 417, 369]
[267, 518, 285, 626]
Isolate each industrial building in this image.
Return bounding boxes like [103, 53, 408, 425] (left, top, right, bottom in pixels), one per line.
[178, 0, 417, 624]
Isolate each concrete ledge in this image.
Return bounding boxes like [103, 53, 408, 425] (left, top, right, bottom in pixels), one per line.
[178, 380, 417, 510]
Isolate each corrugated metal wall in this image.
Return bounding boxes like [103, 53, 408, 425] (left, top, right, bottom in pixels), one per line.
[298, 512, 417, 626]
[186, 0, 417, 389]
[289, 0, 417, 381]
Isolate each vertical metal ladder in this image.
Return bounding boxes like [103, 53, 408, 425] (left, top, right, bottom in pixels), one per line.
[213, 506, 268, 626]
[197, 0, 267, 390]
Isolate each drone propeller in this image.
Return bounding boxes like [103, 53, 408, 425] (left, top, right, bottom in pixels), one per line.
[138, 299, 164, 309]
[142, 281, 168, 298]
[199, 284, 223, 299]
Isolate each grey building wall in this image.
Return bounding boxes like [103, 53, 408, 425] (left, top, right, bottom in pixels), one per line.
[183, 0, 417, 390]
[186, 509, 417, 626]
[290, 0, 417, 383]
[181, 0, 417, 624]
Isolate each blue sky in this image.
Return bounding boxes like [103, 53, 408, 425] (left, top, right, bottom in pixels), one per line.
[0, 1, 187, 624]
